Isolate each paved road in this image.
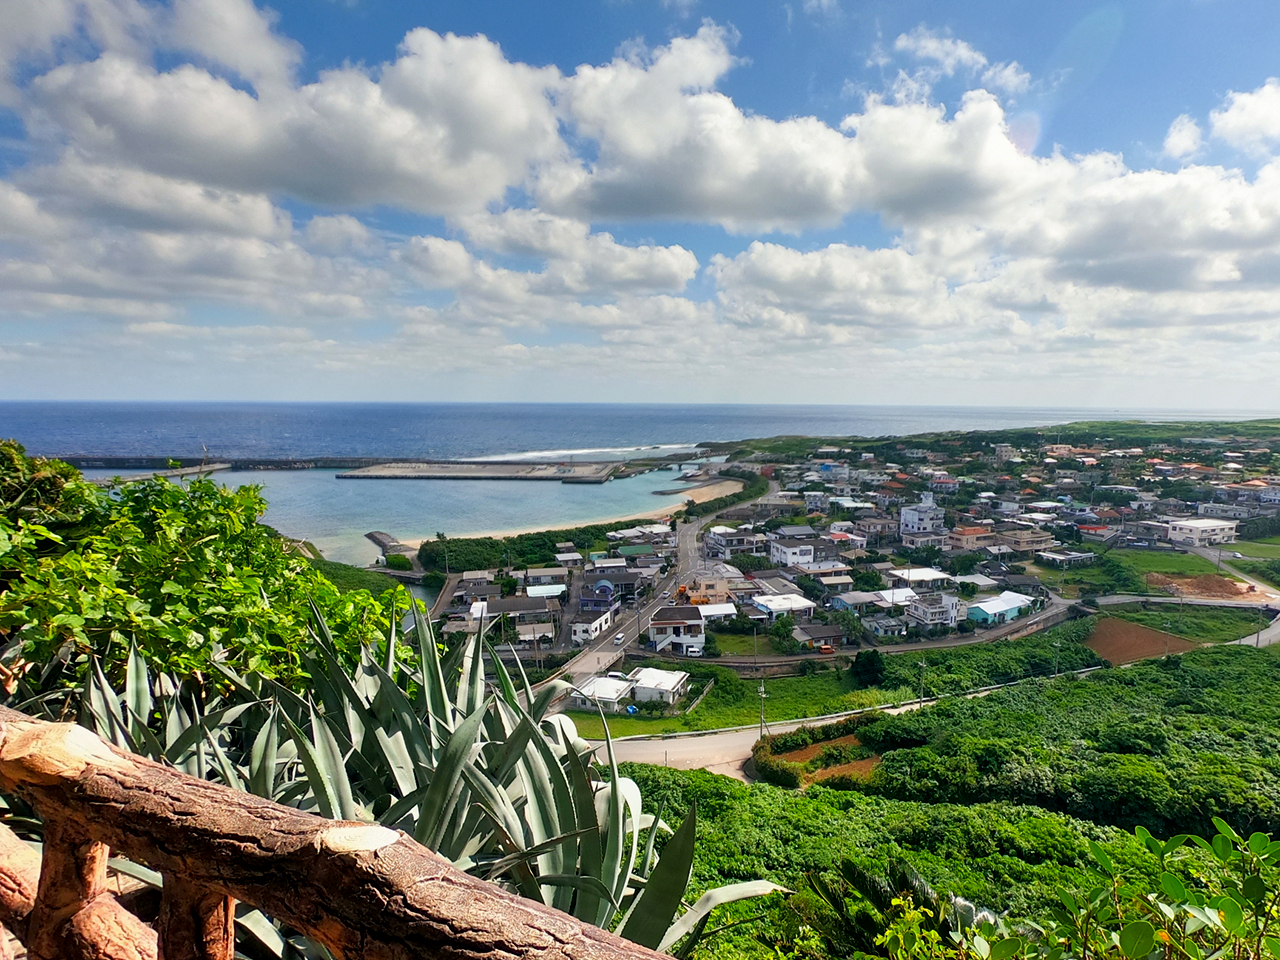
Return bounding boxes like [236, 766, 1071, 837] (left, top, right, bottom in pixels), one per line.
[605, 678, 1045, 782]
[539, 479, 778, 688]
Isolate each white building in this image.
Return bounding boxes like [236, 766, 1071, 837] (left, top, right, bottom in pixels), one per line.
[875, 587, 919, 608]
[886, 567, 955, 593]
[751, 594, 818, 620]
[900, 492, 946, 536]
[571, 608, 614, 645]
[569, 676, 634, 713]
[648, 606, 705, 655]
[704, 526, 768, 559]
[629, 667, 690, 704]
[769, 539, 815, 567]
[907, 593, 966, 628]
[1167, 518, 1238, 546]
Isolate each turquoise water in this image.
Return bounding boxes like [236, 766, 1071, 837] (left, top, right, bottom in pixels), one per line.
[82, 467, 699, 566]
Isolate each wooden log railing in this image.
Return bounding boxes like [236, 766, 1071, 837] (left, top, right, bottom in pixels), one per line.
[0, 705, 666, 960]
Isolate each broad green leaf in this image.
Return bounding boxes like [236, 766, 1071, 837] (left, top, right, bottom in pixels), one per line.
[1088, 840, 1114, 876]
[1212, 817, 1242, 842]
[1243, 873, 1267, 904]
[1214, 896, 1244, 933]
[1159, 872, 1187, 901]
[1118, 920, 1155, 959]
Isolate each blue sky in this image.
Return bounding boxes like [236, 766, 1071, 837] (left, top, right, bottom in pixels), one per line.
[2, 0, 1280, 407]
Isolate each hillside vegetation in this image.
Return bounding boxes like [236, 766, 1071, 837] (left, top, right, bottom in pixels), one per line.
[844, 646, 1280, 837]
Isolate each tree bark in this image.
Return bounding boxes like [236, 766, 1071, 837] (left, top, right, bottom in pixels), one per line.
[156, 874, 233, 960]
[0, 707, 667, 960]
[0, 821, 39, 939]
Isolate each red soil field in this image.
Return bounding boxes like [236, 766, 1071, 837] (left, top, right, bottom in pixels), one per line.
[1086, 617, 1198, 665]
[776, 732, 862, 764]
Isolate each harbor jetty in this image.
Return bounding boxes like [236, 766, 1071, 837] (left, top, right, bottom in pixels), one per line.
[336, 460, 617, 483]
[85, 462, 231, 486]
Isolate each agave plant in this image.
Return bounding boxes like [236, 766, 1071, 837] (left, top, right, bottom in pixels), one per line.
[52, 592, 779, 956]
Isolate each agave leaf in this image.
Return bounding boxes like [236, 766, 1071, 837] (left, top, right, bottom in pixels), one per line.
[530, 680, 572, 723]
[312, 706, 360, 821]
[640, 798, 665, 880]
[416, 701, 489, 850]
[536, 874, 619, 910]
[454, 629, 486, 719]
[86, 657, 131, 750]
[564, 743, 606, 925]
[597, 707, 633, 918]
[379, 783, 432, 830]
[411, 601, 450, 729]
[458, 762, 526, 857]
[384, 593, 400, 678]
[368, 661, 438, 772]
[657, 880, 787, 954]
[107, 857, 162, 888]
[618, 802, 698, 949]
[372, 726, 421, 801]
[282, 713, 341, 820]
[236, 908, 290, 959]
[506, 641, 535, 706]
[484, 639, 521, 708]
[124, 641, 152, 737]
[203, 726, 246, 792]
[248, 704, 279, 799]
[164, 702, 257, 765]
[124, 708, 169, 764]
[479, 828, 595, 881]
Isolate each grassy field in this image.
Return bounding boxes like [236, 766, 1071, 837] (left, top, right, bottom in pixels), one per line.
[307, 558, 400, 595]
[1106, 549, 1221, 577]
[563, 672, 911, 739]
[1232, 540, 1280, 559]
[709, 631, 775, 656]
[1100, 606, 1269, 643]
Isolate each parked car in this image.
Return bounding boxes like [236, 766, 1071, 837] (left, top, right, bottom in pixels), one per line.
[613, 633, 626, 645]
[818, 644, 835, 654]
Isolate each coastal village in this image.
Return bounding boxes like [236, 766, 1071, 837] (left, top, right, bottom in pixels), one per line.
[391, 430, 1280, 716]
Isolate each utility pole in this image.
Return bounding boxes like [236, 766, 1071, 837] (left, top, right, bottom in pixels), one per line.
[918, 661, 926, 704]
[759, 680, 769, 739]
[1053, 640, 1061, 678]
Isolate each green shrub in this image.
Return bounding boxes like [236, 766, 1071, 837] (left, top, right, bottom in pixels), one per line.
[384, 553, 413, 571]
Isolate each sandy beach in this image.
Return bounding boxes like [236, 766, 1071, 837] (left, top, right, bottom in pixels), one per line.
[398, 478, 743, 546]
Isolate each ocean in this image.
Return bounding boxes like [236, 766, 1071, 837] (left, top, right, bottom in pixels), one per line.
[3, 402, 1271, 566]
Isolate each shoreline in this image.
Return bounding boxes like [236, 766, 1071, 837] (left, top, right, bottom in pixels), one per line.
[398, 478, 744, 546]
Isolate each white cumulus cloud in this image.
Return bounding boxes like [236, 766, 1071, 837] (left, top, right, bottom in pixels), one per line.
[1163, 114, 1204, 160]
[1210, 78, 1280, 157]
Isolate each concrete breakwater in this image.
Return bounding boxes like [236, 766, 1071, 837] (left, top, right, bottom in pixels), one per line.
[63, 456, 622, 483]
[335, 461, 618, 483]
